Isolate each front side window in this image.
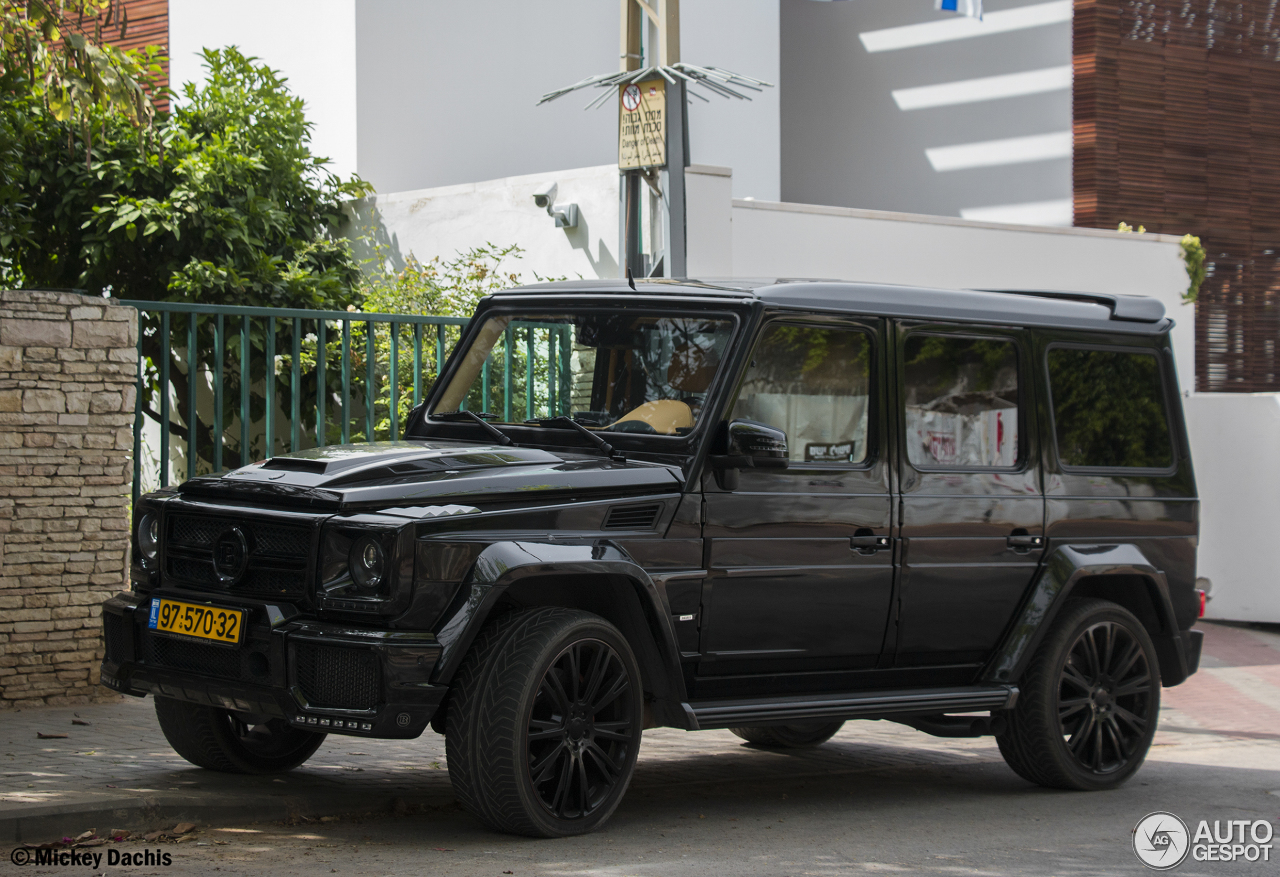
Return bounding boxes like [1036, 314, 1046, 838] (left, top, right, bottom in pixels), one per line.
[729, 323, 872, 464]
[904, 334, 1020, 469]
[432, 312, 735, 435]
[1047, 347, 1173, 469]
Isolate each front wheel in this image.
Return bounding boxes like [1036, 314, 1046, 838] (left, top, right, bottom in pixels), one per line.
[445, 608, 644, 837]
[997, 598, 1160, 790]
[154, 697, 326, 774]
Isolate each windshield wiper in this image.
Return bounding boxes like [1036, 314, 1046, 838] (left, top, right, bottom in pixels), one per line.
[527, 416, 626, 463]
[430, 410, 513, 446]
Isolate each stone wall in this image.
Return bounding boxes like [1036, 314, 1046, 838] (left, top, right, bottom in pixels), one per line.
[0, 290, 136, 708]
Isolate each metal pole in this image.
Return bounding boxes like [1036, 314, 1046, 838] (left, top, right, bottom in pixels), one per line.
[316, 319, 326, 447]
[160, 312, 169, 486]
[132, 312, 143, 505]
[620, 170, 644, 278]
[186, 314, 197, 480]
[240, 314, 251, 466]
[214, 314, 224, 471]
[662, 76, 688, 278]
[264, 317, 275, 459]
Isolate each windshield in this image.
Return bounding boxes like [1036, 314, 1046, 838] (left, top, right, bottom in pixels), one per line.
[432, 311, 736, 435]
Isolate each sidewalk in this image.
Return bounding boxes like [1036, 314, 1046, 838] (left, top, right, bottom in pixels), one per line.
[4, 620, 1279, 845]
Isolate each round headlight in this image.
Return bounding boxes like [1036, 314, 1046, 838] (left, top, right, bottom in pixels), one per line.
[349, 536, 386, 591]
[137, 512, 159, 561]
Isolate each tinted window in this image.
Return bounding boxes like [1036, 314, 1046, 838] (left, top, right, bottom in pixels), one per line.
[730, 324, 871, 464]
[1048, 347, 1173, 469]
[433, 312, 734, 435]
[904, 335, 1020, 468]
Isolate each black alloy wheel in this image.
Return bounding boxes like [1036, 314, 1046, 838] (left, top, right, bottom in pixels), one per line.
[997, 598, 1160, 790]
[445, 607, 644, 837]
[154, 696, 326, 774]
[526, 638, 637, 820]
[1057, 619, 1155, 774]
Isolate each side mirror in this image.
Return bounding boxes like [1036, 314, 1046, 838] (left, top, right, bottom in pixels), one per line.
[709, 420, 789, 490]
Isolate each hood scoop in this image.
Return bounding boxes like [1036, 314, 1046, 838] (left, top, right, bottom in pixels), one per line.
[262, 457, 328, 474]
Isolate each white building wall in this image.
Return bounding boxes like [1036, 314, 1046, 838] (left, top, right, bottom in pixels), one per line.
[728, 198, 1195, 389]
[1185, 394, 1280, 623]
[350, 165, 622, 284]
[682, 0, 781, 201]
[169, 0, 358, 181]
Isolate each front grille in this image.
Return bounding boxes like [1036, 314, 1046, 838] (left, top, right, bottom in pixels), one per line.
[142, 632, 243, 680]
[165, 513, 313, 598]
[103, 612, 130, 663]
[603, 503, 662, 530]
[139, 630, 272, 684]
[295, 643, 380, 710]
[169, 555, 218, 586]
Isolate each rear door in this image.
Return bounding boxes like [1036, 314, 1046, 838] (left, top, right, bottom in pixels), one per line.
[891, 323, 1046, 671]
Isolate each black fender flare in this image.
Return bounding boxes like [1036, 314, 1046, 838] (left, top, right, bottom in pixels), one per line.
[982, 543, 1193, 688]
[428, 540, 687, 708]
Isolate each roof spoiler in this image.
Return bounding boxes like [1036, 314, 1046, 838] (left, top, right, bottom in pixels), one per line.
[977, 289, 1166, 323]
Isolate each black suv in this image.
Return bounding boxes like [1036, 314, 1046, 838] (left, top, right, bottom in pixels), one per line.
[102, 279, 1204, 837]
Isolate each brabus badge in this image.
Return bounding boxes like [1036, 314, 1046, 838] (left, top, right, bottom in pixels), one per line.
[213, 527, 249, 585]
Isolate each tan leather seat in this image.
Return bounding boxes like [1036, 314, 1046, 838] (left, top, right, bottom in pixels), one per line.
[612, 400, 694, 435]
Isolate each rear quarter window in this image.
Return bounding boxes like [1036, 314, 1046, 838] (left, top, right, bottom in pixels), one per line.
[1046, 346, 1173, 470]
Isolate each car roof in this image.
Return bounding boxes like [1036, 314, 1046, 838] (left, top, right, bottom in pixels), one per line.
[491, 278, 1172, 336]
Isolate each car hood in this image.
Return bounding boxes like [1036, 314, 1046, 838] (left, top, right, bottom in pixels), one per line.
[175, 441, 684, 510]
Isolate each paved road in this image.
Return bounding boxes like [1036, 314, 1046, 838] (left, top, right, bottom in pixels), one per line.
[4, 620, 1279, 875]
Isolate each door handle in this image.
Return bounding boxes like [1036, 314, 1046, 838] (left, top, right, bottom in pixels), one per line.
[850, 533, 891, 553]
[1007, 533, 1045, 551]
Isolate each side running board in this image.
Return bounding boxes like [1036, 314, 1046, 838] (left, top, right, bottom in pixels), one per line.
[684, 685, 1018, 731]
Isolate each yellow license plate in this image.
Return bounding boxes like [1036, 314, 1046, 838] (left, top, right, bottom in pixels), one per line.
[148, 598, 245, 645]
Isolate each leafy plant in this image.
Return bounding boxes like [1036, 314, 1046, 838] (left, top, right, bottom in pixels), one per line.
[1179, 233, 1205, 303]
[1, 46, 376, 479]
[1118, 221, 1206, 304]
[1, 0, 161, 159]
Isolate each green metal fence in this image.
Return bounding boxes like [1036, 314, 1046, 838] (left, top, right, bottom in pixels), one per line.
[124, 301, 576, 504]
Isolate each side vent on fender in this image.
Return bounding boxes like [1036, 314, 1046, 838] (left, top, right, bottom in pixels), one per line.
[603, 503, 662, 531]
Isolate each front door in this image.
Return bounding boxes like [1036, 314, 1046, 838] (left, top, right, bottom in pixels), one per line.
[696, 318, 895, 697]
[892, 324, 1046, 671]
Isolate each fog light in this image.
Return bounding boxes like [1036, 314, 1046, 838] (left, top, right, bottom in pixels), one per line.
[349, 536, 386, 591]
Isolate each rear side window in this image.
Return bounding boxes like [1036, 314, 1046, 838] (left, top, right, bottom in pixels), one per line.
[1047, 347, 1173, 470]
[903, 335, 1020, 468]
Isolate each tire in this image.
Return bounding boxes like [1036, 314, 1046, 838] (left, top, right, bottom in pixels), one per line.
[729, 721, 845, 748]
[154, 696, 326, 774]
[997, 598, 1160, 791]
[445, 607, 644, 837]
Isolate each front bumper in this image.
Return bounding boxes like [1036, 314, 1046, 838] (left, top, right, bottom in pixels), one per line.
[101, 590, 446, 739]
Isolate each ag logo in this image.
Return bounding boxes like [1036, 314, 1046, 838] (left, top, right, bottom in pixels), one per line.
[212, 527, 249, 585]
[1133, 811, 1191, 870]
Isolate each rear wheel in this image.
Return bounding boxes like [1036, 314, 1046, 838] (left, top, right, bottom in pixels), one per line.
[997, 598, 1159, 790]
[729, 721, 845, 748]
[445, 608, 644, 837]
[154, 696, 326, 774]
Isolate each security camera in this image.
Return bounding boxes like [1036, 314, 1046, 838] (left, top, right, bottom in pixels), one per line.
[531, 181, 578, 228]
[532, 182, 558, 210]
